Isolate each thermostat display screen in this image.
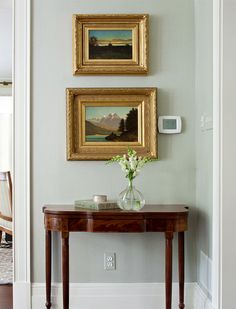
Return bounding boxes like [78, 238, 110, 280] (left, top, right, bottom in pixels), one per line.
[158, 116, 182, 134]
[163, 119, 177, 130]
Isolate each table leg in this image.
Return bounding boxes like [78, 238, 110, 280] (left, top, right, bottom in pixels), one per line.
[178, 232, 185, 309]
[165, 232, 173, 309]
[62, 232, 69, 309]
[45, 230, 52, 309]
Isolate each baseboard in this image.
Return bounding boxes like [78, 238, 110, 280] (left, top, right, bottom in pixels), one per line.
[32, 282, 198, 309]
[13, 281, 31, 309]
[194, 284, 214, 309]
[31, 282, 215, 309]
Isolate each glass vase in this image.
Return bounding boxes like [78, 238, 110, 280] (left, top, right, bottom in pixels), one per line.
[118, 180, 145, 211]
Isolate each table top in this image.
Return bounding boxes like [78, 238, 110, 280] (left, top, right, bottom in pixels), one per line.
[43, 204, 189, 232]
[43, 204, 188, 216]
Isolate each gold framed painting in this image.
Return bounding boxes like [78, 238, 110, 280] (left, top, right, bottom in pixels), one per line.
[73, 14, 149, 75]
[66, 88, 157, 160]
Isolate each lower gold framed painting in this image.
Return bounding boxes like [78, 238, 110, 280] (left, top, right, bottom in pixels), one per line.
[66, 88, 157, 160]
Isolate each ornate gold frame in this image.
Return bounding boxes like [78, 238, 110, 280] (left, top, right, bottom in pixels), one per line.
[73, 14, 149, 75]
[66, 88, 157, 160]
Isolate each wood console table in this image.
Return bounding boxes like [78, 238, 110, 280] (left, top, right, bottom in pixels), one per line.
[43, 204, 189, 309]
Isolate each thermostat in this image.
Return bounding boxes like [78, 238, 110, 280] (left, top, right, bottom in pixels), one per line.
[158, 116, 182, 134]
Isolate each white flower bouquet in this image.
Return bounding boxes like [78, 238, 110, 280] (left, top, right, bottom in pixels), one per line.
[107, 148, 156, 210]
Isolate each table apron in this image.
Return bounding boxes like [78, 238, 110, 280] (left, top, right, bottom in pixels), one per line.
[44, 216, 188, 233]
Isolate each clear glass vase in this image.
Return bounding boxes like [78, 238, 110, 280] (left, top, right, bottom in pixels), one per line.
[118, 180, 145, 211]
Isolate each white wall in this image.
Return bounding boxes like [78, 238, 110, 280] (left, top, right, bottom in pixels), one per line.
[0, 0, 12, 97]
[221, 0, 236, 308]
[0, 86, 12, 96]
[0, 97, 12, 171]
[32, 0, 196, 283]
[0, 1, 12, 80]
[194, 0, 213, 296]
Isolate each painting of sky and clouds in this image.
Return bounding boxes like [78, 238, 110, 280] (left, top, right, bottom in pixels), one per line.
[89, 29, 133, 60]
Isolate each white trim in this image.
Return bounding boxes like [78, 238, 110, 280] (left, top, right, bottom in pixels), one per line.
[212, 0, 223, 309]
[31, 282, 213, 309]
[13, 0, 31, 308]
[194, 285, 214, 309]
[32, 282, 197, 309]
[14, 282, 31, 309]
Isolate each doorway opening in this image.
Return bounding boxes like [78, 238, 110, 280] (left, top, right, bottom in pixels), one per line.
[0, 1, 13, 308]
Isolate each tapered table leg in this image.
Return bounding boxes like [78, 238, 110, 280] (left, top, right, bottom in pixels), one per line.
[62, 232, 69, 309]
[45, 230, 52, 309]
[178, 232, 185, 309]
[165, 232, 173, 309]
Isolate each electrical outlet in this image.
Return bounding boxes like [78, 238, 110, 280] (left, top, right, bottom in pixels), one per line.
[104, 252, 116, 270]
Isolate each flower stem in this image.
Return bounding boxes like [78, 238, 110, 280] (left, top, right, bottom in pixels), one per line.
[128, 179, 133, 188]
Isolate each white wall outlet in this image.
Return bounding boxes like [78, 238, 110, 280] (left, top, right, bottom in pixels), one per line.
[104, 252, 116, 270]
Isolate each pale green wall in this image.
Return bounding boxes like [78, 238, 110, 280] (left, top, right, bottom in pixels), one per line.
[32, 0, 196, 282]
[194, 0, 213, 294]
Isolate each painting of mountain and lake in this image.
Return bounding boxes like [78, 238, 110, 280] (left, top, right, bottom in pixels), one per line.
[85, 106, 138, 142]
[89, 30, 133, 60]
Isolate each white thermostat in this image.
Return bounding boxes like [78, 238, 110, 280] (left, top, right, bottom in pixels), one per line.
[158, 116, 182, 134]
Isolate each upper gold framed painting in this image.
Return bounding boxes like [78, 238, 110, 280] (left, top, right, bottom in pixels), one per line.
[66, 88, 157, 160]
[73, 14, 149, 75]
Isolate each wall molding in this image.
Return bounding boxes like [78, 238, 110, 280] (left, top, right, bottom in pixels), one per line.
[14, 282, 31, 309]
[212, 0, 223, 308]
[31, 282, 212, 309]
[13, 0, 31, 307]
[194, 285, 214, 309]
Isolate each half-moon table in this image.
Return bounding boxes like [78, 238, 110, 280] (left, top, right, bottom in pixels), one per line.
[43, 204, 189, 309]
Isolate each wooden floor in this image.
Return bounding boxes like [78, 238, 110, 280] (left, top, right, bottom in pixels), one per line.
[0, 285, 13, 309]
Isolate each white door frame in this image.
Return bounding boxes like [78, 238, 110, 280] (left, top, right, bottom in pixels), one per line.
[13, 0, 31, 308]
[212, 0, 222, 308]
[12, 0, 223, 308]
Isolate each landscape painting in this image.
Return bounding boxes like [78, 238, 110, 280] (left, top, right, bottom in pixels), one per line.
[89, 29, 133, 60]
[73, 14, 149, 74]
[85, 106, 138, 142]
[67, 88, 156, 160]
